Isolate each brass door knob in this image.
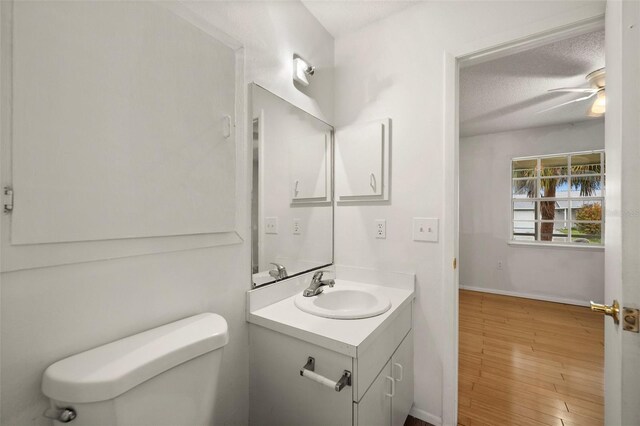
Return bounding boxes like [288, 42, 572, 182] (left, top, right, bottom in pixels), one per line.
[590, 300, 620, 324]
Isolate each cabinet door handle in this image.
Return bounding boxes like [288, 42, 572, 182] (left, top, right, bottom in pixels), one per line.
[294, 180, 300, 197]
[384, 376, 395, 398]
[393, 362, 404, 382]
[370, 173, 376, 192]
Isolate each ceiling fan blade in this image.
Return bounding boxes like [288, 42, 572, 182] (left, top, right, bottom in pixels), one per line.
[548, 88, 598, 93]
[537, 92, 598, 114]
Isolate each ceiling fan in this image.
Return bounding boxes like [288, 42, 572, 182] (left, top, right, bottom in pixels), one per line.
[539, 67, 606, 117]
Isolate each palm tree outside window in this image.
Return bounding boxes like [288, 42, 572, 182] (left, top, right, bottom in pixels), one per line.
[511, 151, 605, 245]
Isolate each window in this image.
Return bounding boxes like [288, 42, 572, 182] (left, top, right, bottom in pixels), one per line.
[511, 151, 604, 246]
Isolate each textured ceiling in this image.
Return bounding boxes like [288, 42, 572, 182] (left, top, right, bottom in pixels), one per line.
[301, 0, 418, 38]
[460, 29, 605, 137]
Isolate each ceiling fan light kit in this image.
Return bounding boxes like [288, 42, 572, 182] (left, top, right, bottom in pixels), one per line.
[588, 90, 606, 117]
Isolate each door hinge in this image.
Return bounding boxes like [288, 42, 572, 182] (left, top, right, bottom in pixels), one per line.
[453, 258, 457, 269]
[3, 186, 13, 213]
[623, 307, 639, 333]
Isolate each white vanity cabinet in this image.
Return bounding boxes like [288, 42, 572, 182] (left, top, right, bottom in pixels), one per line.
[249, 302, 413, 426]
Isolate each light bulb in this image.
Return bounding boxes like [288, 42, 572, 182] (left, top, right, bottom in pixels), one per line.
[588, 90, 606, 117]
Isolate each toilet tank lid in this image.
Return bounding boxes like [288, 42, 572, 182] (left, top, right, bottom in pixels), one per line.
[42, 313, 229, 403]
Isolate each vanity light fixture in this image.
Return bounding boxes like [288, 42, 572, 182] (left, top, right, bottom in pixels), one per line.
[293, 54, 315, 87]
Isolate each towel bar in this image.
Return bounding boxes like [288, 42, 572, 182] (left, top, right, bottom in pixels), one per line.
[299, 357, 351, 392]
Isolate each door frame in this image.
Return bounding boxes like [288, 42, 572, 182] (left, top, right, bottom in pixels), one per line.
[441, 13, 605, 426]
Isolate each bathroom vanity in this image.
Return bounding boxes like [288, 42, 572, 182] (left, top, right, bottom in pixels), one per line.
[247, 269, 415, 426]
[248, 83, 413, 425]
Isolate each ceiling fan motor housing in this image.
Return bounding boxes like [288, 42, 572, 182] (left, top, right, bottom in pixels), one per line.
[587, 68, 606, 88]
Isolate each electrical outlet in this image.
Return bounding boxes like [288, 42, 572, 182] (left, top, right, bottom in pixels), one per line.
[375, 219, 386, 239]
[265, 217, 278, 234]
[293, 218, 301, 235]
[413, 218, 439, 242]
[497, 261, 503, 270]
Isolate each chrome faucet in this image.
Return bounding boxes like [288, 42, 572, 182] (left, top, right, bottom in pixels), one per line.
[303, 270, 335, 297]
[269, 263, 288, 280]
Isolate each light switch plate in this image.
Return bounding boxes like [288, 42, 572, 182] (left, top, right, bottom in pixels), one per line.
[413, 217, 438, 242]
[265, 217, 278, 234]
[293, 218, 301, 235]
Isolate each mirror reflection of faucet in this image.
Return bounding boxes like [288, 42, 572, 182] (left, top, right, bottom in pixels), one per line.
[303, 270, 335, 297]
[269, 263, 288, 280]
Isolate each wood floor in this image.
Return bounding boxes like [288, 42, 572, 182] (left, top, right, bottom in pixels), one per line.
[458, 290, 604, 426]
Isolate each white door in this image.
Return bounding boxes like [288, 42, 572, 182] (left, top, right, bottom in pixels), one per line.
[602, 2, 640, 425]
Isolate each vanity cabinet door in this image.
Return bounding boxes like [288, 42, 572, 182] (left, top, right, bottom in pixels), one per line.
[391, 331, 414, 426]
[354, 360, 392, 426]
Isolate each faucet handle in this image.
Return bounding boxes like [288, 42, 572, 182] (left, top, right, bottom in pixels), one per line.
[311, 269, 335, 287]
[270, 262, 285, 271]
[312, 270, 333, 280]
[269, 263, 288, 280]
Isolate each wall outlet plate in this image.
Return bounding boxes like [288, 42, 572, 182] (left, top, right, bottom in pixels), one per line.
[413, 217, 438, 242]
[293, 218, 301, 235]
[265, 217, 278, 234]
[375, 219, 386, 239]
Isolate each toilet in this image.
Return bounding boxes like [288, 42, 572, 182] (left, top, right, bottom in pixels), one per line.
[41, 313, 229, 426]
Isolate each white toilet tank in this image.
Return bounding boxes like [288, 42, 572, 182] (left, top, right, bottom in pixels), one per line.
[42, 313, 229, 426]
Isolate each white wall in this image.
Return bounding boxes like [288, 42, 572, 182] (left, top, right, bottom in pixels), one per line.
[0, 2, 333, 425]
[181, 1, 334, 125]
[459, 120, 605, 305]
[332, 1, 605, 423]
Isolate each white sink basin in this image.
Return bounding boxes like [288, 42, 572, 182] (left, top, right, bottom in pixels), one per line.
[294, 285, 391, 319]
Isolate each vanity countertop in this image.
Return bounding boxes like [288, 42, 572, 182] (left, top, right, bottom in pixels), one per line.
[248, 279, 414, 357]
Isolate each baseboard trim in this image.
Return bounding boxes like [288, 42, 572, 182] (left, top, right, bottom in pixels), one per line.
[459, 285, 590, 307]
[410, 406, 442, 426]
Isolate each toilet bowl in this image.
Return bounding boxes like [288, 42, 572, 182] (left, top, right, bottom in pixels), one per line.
[42, 313, 229, 426]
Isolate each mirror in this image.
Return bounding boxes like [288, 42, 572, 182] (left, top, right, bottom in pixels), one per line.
[251, 84, 333, 287]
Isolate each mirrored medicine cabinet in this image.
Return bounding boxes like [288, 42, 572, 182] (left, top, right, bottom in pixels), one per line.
[250, 84, 334, 288]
